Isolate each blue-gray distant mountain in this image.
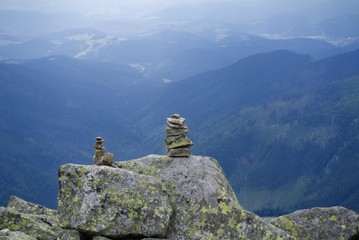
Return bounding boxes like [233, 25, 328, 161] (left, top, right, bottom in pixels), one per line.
[0, 56, 154, 208]
[1, 49, 359, 216]
[135, 49, 359, 214]
[1, 28, 356, 82]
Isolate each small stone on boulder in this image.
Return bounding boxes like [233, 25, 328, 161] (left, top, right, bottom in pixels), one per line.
[93, 137, 116, 167]
[166, 147, 191, 157]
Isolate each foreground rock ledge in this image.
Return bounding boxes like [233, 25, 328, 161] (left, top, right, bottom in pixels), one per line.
[58, 163, 172, 238]
[271, 206, 359, 240]
[58, 155, 293, 239]
[1, 155, 358, 239]
[0, 196, 79, 240]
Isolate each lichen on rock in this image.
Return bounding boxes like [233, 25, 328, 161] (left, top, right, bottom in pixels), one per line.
[117, 154, 294, 239]
[0, 196, 84, 240]
[3, 153, 357, 240]
[0, 228, 36, 240]
[271, 206, 359, 240]
[0, 207, 59, 240]
[7, 196, 59, 227]
[58, 164, 172, 238]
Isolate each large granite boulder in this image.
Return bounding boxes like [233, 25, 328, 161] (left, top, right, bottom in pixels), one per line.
[58, 164, 172, 238]
[116, 155, 293, 239]
[271, 206, 359, 239]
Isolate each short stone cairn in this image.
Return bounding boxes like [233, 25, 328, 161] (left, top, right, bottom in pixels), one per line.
[93, 136, 116, 167]
[165, 113, 193, 157]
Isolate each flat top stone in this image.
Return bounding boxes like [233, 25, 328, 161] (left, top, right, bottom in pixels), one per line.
[170, 114, 180, 119]
[166, 117, 185, 126]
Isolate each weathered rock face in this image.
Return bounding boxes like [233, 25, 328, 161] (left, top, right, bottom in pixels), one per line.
[58, 164, 172, 238]
[0, 196, 84, 240]
[3, 155, 357, 240]
[7, 196, 59, 227]
[271, 206, 359, 240]
[0, 203, 59, 240]
[0, 229, 36, 240]
[116, 155, 293, 239]
[0, 196, 62, 240]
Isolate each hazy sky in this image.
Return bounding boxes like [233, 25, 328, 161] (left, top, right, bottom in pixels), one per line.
[0, 0, 209, 13]
[1, 0, 358, 17]
[1, 0, 358, 37]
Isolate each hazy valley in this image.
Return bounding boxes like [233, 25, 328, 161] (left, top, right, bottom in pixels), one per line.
[0, 1, 359, 218]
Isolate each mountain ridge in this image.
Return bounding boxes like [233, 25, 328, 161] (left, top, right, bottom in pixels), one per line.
[0, 49, 359, 215]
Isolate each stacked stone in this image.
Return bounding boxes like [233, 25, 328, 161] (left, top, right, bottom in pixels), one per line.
[93, 137, 115, 167]
[165, 113, 193, 157]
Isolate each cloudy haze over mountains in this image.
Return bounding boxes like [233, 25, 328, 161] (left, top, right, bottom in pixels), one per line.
[1, 0, 358, 16]
[1, 0, 359, 37]
[1, 0, 359, 216]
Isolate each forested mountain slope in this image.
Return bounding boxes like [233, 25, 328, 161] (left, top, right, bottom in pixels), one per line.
[1, 50, 358, 215]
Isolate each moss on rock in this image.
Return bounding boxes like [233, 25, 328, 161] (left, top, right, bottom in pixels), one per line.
[7, 196, 59, 227]
[119, 155, 293, 239]
[0, 207, 59, 240]
[0, 229, 36, 240]
[58, 164, 172, 238]
[271, 206, 359, 240]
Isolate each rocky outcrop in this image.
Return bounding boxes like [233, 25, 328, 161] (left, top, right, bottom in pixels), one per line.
[118, 155, 288, 239]
[0, 196, 83, 240]
[58, 163, 172, 238]
[7, 196, 59, 227]
[0, 228, 36, 240]
[0, 204, 59, 239]
[58, 154, 293, 239]
[271, 206, 359, 239]
[1, 154, 358, 239]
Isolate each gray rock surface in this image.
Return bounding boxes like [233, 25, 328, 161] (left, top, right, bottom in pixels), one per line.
[0, 207, 60, 240]
[57, 229, 83, 240]
[0, 229, 36, 240]
[58, 164, 172, 238]
[271, 206, 359, 239]
[92, 236, 112, 240]
[7, 196, 59, 226]
[2, 154, 357, 240]
[117, 155, 293, 239]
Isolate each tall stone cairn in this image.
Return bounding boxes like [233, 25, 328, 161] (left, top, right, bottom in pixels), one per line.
[165, 113, 193, 157]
